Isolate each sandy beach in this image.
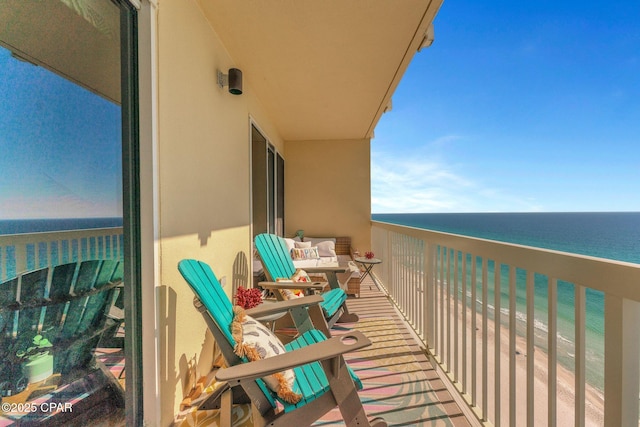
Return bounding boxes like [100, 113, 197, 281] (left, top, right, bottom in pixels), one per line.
[439, 295, 604, 426]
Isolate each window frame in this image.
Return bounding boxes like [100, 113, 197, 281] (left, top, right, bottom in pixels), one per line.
[250, 122, 285, 239]
[117, 1, 143, 425]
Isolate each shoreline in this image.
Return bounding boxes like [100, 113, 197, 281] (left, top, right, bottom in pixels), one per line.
[443, 295, 604, 426]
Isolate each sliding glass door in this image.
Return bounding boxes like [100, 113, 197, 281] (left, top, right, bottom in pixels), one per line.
[251, 124, 284, 238]
[0, 1, 139, 424]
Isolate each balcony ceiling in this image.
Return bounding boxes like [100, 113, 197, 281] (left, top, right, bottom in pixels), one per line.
[0, 0, 120, 104]
[197, 0, 442, 141]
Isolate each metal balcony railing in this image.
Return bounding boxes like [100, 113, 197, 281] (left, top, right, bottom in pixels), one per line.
[371, 220, 640, 427]
[0, 227, 124, 281]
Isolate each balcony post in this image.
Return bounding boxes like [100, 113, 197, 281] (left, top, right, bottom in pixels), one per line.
[604, 295, 640, 426]
[425, 241, 435, 348]
[388, 230, 394, 297]
[14, 240, 27, 275]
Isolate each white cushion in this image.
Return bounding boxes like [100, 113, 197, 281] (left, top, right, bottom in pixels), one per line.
[294, 241, 311, 249]
[292, 258, 322, 269]
[292, 257, 338, 269]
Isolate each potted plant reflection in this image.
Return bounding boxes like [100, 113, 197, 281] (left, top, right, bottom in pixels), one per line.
[16, 333, 54, 384]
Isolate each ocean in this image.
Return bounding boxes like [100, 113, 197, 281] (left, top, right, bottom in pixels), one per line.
[0, 217, 123, 236]
[372, 212, 640, 264]
[372, 212, 640, 393]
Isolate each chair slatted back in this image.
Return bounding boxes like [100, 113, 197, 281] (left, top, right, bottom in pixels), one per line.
[178, 259, 279, 413]
[0, 260, 121, 386]
[255, 234, 296, 280]
[177, 259, 236, 345]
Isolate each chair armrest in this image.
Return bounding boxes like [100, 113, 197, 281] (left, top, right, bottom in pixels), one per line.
[259, 281, 327, 291]
[108, 305, 124, 321]
[216, 331, 371, 383]
[303, 266, 347, 274]
[245, 295, 324, 318]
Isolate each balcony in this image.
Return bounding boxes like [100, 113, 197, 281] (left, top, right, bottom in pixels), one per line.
[370, 220, 640, 427]
[4, 224, 639, 426]
[315, 275, 471, 426]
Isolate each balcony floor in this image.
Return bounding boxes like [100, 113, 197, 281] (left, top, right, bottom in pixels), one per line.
[315, 277, 472, 427]
[174, 277, 474, 426]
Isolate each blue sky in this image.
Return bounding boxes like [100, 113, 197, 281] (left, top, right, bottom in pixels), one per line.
[2, 2, 638, 219]
[371, 1, 640, 213]
[0, 48, 122, 219]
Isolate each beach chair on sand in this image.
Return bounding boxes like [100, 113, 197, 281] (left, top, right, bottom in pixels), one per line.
[177, 259, 386, 427]
[254, 233, 359, 332]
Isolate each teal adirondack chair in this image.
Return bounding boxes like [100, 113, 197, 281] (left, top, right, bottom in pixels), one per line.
[0, 260, 124, 410]
[177, 259, 386, 427]
[254, 233, 358, 331]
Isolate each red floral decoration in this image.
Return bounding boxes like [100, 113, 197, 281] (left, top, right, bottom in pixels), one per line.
[364, 251, 375, 259]
[234, 286, 263, 309]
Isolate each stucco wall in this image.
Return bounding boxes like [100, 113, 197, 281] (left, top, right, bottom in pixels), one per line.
[156, 1, 282, 422]
[284, 139, 372, 252]
[154, 2, 374, 423]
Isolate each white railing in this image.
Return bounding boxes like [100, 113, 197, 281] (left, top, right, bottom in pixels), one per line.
[371, 220, 640, 427]
[0, 227, 124, 281]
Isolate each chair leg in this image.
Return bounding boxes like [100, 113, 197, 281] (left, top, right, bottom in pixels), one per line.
[219, 387, 232, 427]
[308, 304, 332, 337]
[336, 304, 359, 323]
[325, 361, 380, 427]
[336, 382, 375, 427]
[325, 271, 341, 290]
[369, 416, 388, 426]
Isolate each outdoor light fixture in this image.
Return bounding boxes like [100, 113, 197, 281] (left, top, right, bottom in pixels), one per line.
[217, 68, 243, 95]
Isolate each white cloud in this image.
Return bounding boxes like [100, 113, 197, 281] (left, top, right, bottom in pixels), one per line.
[371, 139, 544, 213]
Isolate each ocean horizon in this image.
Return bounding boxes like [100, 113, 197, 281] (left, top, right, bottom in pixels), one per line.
[372, 211, 640, 394]
[372, 211, 640, 264]
[0, 217, 123, 236]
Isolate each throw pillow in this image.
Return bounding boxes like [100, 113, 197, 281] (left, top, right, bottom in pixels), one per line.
[275, 269, 311, 300]
[231, 306, 301, 403]
[315, 240, 337, 257]
[291, 246, 320, 260]
[304, 237, 337, 247]
[292, 268, 312, 282]
[294, 241, 312, 249]
[283, 238, 296, 253]
[281, 289, 303, 299]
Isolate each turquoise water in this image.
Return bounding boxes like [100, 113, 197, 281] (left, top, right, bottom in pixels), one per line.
[0, 218, 123, 236]
[372, 212, 640, 393]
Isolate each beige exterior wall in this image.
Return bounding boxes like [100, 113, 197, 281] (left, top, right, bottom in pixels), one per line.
[155, 1, 282, 423]
[284, 139, 372, 252]
[151, 2, 375, 423]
